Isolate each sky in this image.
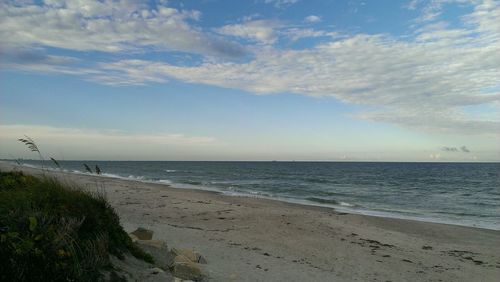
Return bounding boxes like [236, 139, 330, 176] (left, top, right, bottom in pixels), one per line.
[0, 0, 499, 161]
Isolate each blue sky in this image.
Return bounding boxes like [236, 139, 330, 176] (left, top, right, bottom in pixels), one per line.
[0, 0, 499, 161]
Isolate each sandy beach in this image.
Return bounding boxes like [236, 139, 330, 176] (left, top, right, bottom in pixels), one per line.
[2, 162, 499, 282]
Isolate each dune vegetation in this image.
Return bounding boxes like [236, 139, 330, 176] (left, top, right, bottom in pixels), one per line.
[0, 171, 153, 281]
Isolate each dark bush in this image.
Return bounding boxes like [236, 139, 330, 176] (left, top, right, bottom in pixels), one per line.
[0, 171, 152, 282]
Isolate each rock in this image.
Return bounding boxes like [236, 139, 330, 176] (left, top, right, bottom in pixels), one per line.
[197, 255, 207, 264]
[171, 248, 197, 262]
[137, 239, 168, 250]
[109, 253, 174, 282]
[131, 227, 154, 240]
[174, 278, 194, 282]
[171, 261, 204, 281]
[170, 248, 207, 264]
[173, 255, 192, 264]
[136, 239, 169, 269]
[149, 267, 164, 275]
[129, 233, 139, 243]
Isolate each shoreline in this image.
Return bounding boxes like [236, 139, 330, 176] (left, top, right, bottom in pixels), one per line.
[2, 161, 499, 281]
[7, 161, 499, 231]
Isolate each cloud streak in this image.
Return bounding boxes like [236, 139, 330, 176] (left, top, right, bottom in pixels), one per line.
[441, 146, 471, 152]
[0, 0, 246, 59]
[304, 15, 322, 23]
[216, 20, 282, 45]
[264, 0, 300, 8]
[0, 124, 218, 160]
[0, 124, 216, 145]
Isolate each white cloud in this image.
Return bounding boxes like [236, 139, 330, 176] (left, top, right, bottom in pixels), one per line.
[406, 0, 475, 22]
[405, 0, 422, 10]
[215, 20, 281, 45]
[429, 153, 441, 159]
[358, 109, 500, 135]
[264, 0, 299, 8]
[2, 0, 499, 136]
[0, 124, 216, 145]
[282, 28, 337, 42]
[216, 20, 334, 45]
[0, 0, 245, 58]
[81, 1, 500, 135]
[304, 15, 322, 23]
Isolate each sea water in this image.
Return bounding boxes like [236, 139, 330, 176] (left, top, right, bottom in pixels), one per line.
[15, 160, 500, 230]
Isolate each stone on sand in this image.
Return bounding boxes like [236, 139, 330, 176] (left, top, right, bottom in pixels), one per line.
[136, 239, 169, 269]
[170, 248, 207, 264]
[129, 233, 139, 243]
[131, 227, 154, 240]
[171, 260, 204, 281]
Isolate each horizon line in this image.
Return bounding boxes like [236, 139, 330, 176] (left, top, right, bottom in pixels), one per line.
[3, 159, 499, 164]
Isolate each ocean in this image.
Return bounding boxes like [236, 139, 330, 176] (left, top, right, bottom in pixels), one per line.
[14, 160, 500, 230]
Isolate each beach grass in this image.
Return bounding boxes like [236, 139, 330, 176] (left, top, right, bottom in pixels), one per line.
[0, 171, 153, 281]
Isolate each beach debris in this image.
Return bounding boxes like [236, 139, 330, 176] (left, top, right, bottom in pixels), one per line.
[131, 227, 154, 240]
[444, 250, 484, 265]
[422, 245, 433, 250]
[359, 238, 395, 248]
[402, 259, 414, 263]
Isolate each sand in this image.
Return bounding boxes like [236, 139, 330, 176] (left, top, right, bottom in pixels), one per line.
[1, 162, 499, 282]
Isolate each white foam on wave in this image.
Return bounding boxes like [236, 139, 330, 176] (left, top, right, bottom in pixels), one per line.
[100, 172, 122, 178]
[127, 174, 144, 180]
[99, 173, 174, 187]
[333, 206, 500, 231]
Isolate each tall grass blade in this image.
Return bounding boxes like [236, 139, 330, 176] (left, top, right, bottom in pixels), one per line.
[50, 157, 61, 169]
[18, 135, 45, 170]
[83, 163, 93, 174]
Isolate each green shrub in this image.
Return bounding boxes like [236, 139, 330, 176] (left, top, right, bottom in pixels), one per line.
[0, 171, 153, 282]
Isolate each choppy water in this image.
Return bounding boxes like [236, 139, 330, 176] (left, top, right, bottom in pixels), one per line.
[14, 160, 500, 230]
